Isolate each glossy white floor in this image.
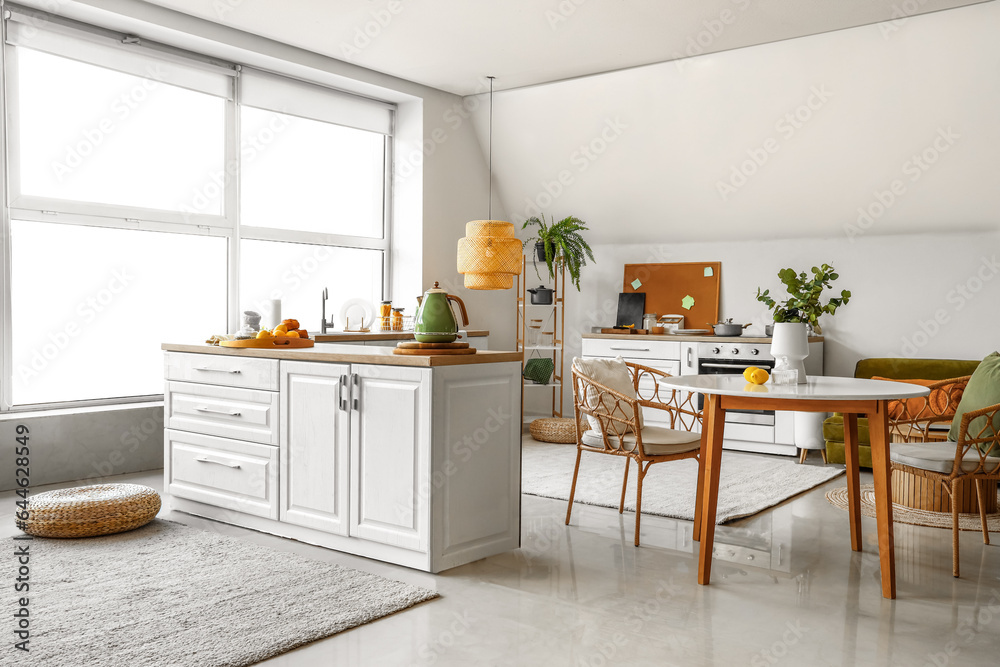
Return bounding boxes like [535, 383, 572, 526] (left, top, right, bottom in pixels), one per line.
[3, 451, 999, 667]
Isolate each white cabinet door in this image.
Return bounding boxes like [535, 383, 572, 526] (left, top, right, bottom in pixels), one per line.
[350, 364, 431, 552]
[280, 361, 351, 535]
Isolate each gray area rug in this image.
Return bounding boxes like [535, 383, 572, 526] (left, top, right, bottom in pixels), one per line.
[4, 520, 437, 666]
[523, 441, 844, 523]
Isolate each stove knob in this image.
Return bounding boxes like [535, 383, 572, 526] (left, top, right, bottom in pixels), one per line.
[731, 348, 739, 355]
[750, 348, 760, 356]
[711, 347, 720, 355]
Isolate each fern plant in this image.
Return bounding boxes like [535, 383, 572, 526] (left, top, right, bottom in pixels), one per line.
[521, 214, 595, 291]
[756, 263, 851, 334]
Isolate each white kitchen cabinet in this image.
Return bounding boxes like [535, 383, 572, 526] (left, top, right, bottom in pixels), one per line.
[280, 361, 351, 536]
[350, 364, 431, 552]
[164, 347, 520, 572]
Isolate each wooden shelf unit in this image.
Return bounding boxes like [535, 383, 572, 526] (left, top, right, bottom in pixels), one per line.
[516, 256, 565, 423]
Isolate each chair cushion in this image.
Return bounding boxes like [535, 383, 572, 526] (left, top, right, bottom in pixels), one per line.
[948, 352, 1000, 447]
[572, 356, 643, 433]
[581, 425, 699, 457]
[823, 415, 871, 445]
[891, 442, 1000, 474]
[872, 376, 965, 421]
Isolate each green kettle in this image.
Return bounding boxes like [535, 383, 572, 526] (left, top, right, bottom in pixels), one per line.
[414, 282, 469, 343]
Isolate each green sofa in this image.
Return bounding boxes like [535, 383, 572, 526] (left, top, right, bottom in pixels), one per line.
[824, 358, 982, 467]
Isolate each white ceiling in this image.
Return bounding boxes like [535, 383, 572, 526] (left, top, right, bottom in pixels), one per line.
[140, 0, 991, 95]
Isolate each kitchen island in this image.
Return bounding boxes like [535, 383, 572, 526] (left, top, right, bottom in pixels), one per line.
[161, 342, 522, 572]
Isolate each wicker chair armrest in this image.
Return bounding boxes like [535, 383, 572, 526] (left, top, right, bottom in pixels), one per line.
[571, 369, 642, 442]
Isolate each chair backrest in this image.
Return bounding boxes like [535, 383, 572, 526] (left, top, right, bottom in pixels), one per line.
[955, 404, 1000, 476]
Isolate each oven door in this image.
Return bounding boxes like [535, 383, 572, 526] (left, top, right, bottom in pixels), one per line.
[697, 359, 776, 426]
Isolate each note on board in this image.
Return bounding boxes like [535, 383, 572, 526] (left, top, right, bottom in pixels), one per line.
[630, 278, 642, 290]
[681, 295, 695, 310]
[704, 267, 714, 277]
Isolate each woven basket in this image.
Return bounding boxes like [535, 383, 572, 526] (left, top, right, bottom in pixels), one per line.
[17, 483, 161, 538]
[530, 417, 582, 444]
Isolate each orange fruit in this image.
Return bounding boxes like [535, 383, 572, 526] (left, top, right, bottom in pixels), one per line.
[273, 324, 289, 333]
[286, 330, 300, 338]
[256, 330, 273, 340]
[273, 329, 287, 337]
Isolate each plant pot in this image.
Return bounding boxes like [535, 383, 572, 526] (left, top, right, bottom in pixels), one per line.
[771, 322, 809, 383]
[534, 241, 546, 263]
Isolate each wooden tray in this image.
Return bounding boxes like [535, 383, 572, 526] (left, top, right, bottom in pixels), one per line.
[396, 341, 469, 350]
[392, 347, 477, 356]
[220, 338, 315, 349]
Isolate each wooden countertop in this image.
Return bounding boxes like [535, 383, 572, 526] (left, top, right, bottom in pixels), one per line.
[582, 333, 824, 344]
[313, 329, 488, 343]
[162, 342, 520, 367]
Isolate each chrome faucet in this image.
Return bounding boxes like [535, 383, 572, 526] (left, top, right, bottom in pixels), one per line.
[321, 288, 336, 334]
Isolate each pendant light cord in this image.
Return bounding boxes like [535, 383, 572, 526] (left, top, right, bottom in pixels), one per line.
[488, 75, 494, 221]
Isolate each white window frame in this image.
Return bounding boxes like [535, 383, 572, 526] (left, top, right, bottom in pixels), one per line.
[0, 6, 395, 412]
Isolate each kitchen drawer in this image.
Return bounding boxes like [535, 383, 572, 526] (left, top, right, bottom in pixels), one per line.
[581, 338, 680, 361]
[166, 381, 279, 446]
[164, 352, 279, 391]
[165, 429, 278, 519]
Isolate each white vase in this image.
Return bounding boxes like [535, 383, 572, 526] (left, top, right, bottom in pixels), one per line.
[771, 322, 809, 383]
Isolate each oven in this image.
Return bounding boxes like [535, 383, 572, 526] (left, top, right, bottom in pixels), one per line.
[697, 343, 778, 444]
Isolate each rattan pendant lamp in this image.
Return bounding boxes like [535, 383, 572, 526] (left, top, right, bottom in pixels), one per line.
[457, 76, 521, 290]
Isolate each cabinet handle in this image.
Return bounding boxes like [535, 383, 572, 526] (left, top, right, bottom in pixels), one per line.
[687, 347, 694, 367]
[194, 406, 242, 417]
[339, 374, 348, 411]
[195, 456, 241, 469]
[610, 346, 650, 352]
[194, 366, 242, 374]
[352, 373, 360, 411]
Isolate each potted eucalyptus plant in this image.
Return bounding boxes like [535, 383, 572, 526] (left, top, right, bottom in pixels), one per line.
[756, 264, 851, 383]
[521, 214, 595, 291]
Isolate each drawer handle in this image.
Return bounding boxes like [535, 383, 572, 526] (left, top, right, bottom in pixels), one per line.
[194, 406, 242, 417]
[195, 456, 241, 469]
[194, 366, 242, 374]
[610, 347, 650, 352]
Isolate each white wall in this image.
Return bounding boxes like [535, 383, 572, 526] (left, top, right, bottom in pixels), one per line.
[464, 3, 1000, 414]
[470, 2, 1000, 246]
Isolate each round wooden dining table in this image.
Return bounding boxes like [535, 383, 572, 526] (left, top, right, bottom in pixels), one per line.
[656, 374, 930, 600]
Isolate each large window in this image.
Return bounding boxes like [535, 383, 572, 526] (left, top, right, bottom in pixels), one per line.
[1, 9, 395, 409]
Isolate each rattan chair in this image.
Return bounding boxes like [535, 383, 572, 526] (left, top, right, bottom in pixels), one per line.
[567, 361, 702, 546]
[888, 378, 1000, 577]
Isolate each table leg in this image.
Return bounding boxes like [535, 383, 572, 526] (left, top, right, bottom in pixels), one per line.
[693, 426, 707, 542]
[698, 394, 726, 586]
[868, 399, 896, 600]
[843, 412, 862, 552]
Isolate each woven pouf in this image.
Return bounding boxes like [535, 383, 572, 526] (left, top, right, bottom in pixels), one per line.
[16, 483, 161, 538]
[529, 417, 581, 444]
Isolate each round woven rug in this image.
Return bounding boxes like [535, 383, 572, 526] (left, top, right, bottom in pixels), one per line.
[826, 484, 1000, 531]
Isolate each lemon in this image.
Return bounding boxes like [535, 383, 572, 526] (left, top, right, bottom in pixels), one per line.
[743, 366, 760, 382]
[273, 329, 287, 337]
[286, 330, 300, 338]
[273, 324, 289, 333]
[750, 368, 770, 385]
[256, 329, 273, 340]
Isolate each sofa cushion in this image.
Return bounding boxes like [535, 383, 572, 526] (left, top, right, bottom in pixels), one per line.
[855, 358, 981, 381]
[890, 441, 1000, 474]
[872, 376, 966, 421]
[572, 356, 642, 434]
[581, 426, 699, 457]
[948, 352, 1000, 447]
[823, 415, 871, 445]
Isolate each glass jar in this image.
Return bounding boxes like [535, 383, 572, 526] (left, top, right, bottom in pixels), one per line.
[391, 308, 404, 331]
[380, 300, 392, 331]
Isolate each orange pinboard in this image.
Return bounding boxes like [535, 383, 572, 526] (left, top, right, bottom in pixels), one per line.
[622, 262, 721, 330]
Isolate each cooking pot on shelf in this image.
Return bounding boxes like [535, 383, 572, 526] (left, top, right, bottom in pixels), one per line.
[414, 282, 469, 343]
[527, 285, 554, 305]
[709, 319, 751, 336]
